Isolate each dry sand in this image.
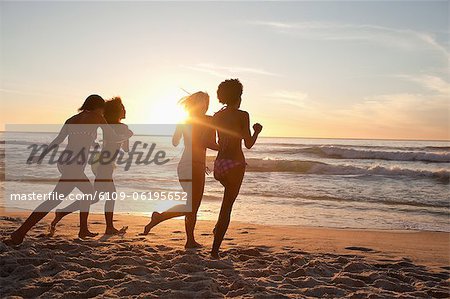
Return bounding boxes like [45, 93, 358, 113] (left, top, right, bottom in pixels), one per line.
[0, 210, 449, 298]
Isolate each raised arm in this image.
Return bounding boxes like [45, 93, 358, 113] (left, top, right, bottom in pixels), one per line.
[242, 111, 262, 149]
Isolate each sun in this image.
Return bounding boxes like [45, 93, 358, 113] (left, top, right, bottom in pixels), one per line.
[153, 96, 189, 124]
[135, 88, 190, 125]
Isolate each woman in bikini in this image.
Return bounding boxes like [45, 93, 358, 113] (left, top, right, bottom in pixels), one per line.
[49, 97, 133, 236]
[6, 95, 113, 245]
[140, 91, 218, 249]
[211, 79, 262, 258]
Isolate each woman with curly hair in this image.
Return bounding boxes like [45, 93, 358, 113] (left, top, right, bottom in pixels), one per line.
[211, 79, 262, 258]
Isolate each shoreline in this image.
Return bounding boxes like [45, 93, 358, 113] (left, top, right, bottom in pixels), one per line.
[3, 206, 450, 234]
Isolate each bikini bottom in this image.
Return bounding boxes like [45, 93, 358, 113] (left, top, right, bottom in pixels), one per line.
[213, 159, 246, 181]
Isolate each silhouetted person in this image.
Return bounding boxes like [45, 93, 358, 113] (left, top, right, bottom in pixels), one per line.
[6, 95, 115, 245]
[49, 97, 133, 236]
[211, 79, 262, 258]
[140, 92, 218, 248]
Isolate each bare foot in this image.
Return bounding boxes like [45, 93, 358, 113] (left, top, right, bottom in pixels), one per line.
[49, 210, 68, 237]
[185, 240, 203, 249]
[4, 232, 24, 247]
[139, 212, 162, 236]
[105, 226, 128, 235]
[48, 225, 56, 237]
[78, 230, 99, 239]
[211, 250, 220, 259]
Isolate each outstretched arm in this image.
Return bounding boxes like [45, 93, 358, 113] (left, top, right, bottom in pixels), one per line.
[242, 112, 262, 149]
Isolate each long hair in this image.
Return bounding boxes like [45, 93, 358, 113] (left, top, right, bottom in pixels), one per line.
[104, 97, 124, 124]
[178, 91, 209, 116]
[78, 94, 105, 111]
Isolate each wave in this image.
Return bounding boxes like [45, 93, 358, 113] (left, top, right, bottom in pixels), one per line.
[264, 193, 449, 210]
[424, 146, 450, 151]
[260, 142, 450, 150]
[282, 146, 450, 163]
[0, 140, 46, 146]
[204, 190, 449, 211]
[244, 158, 449, 183]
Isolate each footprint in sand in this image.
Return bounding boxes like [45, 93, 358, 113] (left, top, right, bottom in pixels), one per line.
[290, 249, 308, 254]
[172, 230, 182, 234]
[133, 237, 147, 241]
[255, 245, 272, 252]
[0, 216, 22, 222]
[36, 233, 52, 238]
[156, 244, 172, 251]
[345, 246, 374, 252]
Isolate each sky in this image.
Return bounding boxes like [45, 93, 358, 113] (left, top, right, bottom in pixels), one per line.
[0, 1, 449, 140]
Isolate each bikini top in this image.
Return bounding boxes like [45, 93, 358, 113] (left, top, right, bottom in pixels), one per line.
[67, 126, 97, 139]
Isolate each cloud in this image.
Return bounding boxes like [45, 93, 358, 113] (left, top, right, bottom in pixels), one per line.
[183, 63, 280, 78]
[397, 74, 450, 95]
[265, 89, 449, 139]
[333, 93, 450, 134]
[250, 21, 449, 58]
[0, 88, 69, 98]
[249, 21, 295, 29]
[266, 90, 309, 108]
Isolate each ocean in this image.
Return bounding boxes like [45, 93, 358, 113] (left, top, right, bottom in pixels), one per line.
[1, 132, 449, 232]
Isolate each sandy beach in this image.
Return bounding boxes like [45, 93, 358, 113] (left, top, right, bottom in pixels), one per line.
[2, 0, 449, 298]
[1, 209, 449, 298]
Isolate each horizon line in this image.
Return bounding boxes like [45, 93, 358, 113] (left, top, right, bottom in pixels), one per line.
[0, 130, 448, 142]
